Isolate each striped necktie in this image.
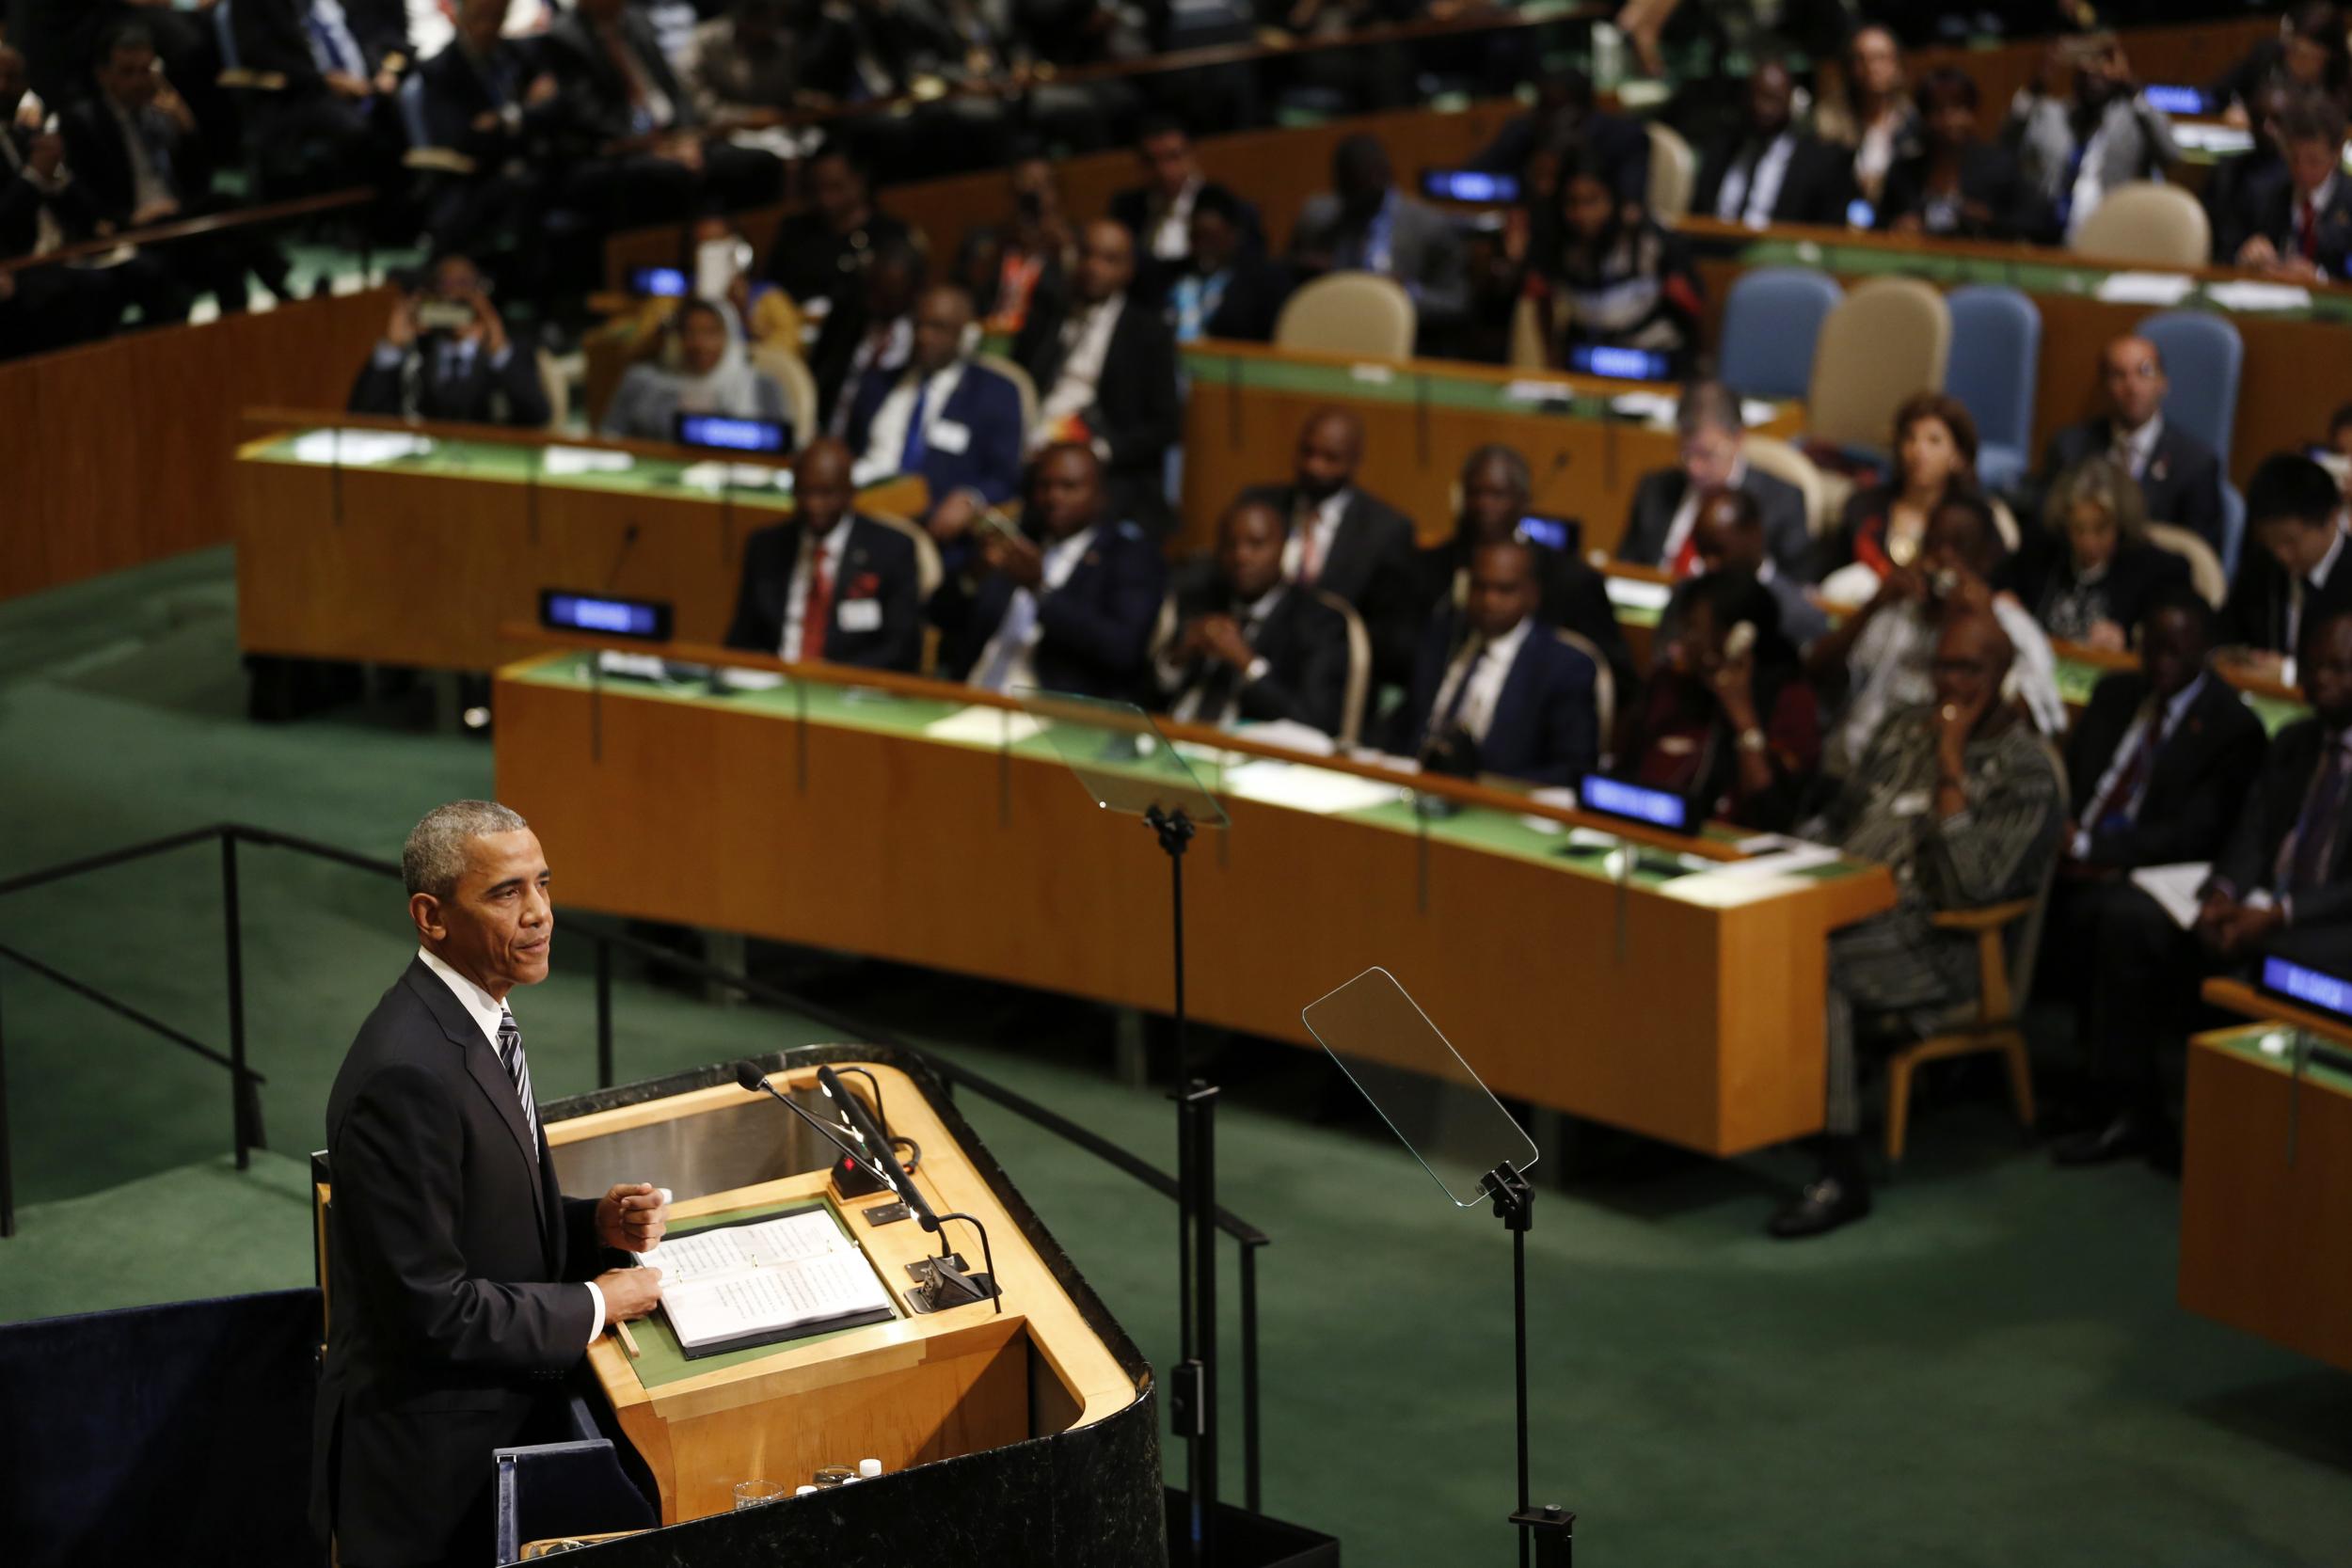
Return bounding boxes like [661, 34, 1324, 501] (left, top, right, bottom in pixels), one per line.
[495, 1008, 538, 1150]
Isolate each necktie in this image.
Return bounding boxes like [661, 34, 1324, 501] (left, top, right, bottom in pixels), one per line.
[1669, 521, 1703, 579]
[2298, 199, 2320, 262]
[975, 588, 1039, 691]
[2087, 703, 2166, 834]
[2281, 740, 2352, 895]
[495, 1009, 538, 1150]
[898, 380, 930, 471]
[798, 536, 833, 662]
[1295, 499, 1323, 585]
[1427, 639, 1487, 748]
[308, 3, 366, 79]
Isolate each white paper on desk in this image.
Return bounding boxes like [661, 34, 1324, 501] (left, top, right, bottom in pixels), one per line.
[289, 429, 435, 466]
[1608, 391, 1678, 424]
[1232, 719, 1338, 757]
[596, 650, 669, 681]
[2204, 280, 2313, 313]
[1506, 378, 1578, 404]
[714, 668, 787, 692]
[1220, 759, 1400, 816]
[1518, 784, 1580, 834]
[644, 1209, 850, 1285]
[1715, 842, 1842, 878]
[2172, 123, 2255, 156]
[1740, 399, 1779, 428]
[2092, 272, 2197, 306]
[1604, 576, 1673, 614]
[679, 461, 787, 491]
[923, 705, 1043, 747]
[2130, 862, 2211, 930]
[660, 1250, 893, 1353]
[541, 444, 636, 476]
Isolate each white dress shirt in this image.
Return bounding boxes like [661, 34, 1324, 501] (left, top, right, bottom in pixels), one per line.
[2110, 413, 2163, 481]
[1659, 458, 1749, 568]
[1430, 614, 1534, 747]
[1162, 586, 1283, 725]
[2286, 522, 2349, 660]
[1150, 176, 1202, 261]
[1034, 294, 1124, 445]
[971, 525, 1098, 691]
[2070, 671, 2209, 858]
[779, 515, 854, 658]
[415, 947, 605, 1347]
[826, 315, 914, 436]
[855, 360, 963, 483]
[1282, 489, 1350, 585]
[1718, 134, 1797, 228]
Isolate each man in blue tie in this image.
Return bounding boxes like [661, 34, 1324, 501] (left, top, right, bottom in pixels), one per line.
[348, 252, 552, 426]
[841, 284, 1026, 540]
[230, 0, 409, 198]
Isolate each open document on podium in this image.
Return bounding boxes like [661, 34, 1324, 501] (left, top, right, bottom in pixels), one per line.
[642, 1205, 897, 1358]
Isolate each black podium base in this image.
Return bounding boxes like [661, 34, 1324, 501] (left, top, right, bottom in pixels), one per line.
[1166, 1487, 1343, 1567]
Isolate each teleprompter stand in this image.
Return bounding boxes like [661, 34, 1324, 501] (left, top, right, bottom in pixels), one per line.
[1485, 1163, 1575, 1568]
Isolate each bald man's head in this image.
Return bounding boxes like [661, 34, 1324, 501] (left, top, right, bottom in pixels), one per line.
[912, 284, 974, 374]
[795, 438, 854, 535]
[1295, 408, 1364, 499]
[1074, 220, 1136, 304]
[2100, 335, 2167, 431]
[1931, 610, 2013, 724]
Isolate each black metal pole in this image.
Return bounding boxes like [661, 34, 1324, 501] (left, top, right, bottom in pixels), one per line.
[1175, 1085, 1200, 1568]
[221, 833, 251, 1170]
[1516, 1219, 1530, 1568]
[595, 938, 615, 1089]
[1241, 1241, 1262, 1514]
[0, 972, 13, 1239]
[1194, 1081, 1220, 1567]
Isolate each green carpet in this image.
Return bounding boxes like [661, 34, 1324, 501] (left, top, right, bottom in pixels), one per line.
[2, 548, 2348, 1566]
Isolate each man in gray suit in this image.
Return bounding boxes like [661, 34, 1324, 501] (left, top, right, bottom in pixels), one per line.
[1618, 381, 1813, 583]
[2004, 32, 2180, 239]
[1287, 134, 1468, 355]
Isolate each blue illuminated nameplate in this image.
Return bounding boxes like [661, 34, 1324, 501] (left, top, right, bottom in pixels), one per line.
[2259, 957, 2352, 1024]
[1568, 344, 1670, 382]
[1581, 776, 1691, 833]
[628, 265, 689, 297]
[1515, 513, 1581, 554]
[1420, 168, 1519, 204]
[2142, 84, 2208, 115]
[674, 413, 792, 453]
[539, 590, 674, 642]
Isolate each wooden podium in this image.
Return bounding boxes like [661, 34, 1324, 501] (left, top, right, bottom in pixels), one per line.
[527, 1047, 1168, 1565]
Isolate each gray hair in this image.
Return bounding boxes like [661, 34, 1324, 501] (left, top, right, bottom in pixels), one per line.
[403, 800, 529, 897]
[1675, 380, 1742, 439]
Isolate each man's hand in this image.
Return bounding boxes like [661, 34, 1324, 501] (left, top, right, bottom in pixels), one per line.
[595, 1181, 669, 1253]
[2237, 235, 2280, 271]
[1935, 687, 1991, 768]
[468, 287, 508, 357]
[1198, 614, 1253, 669]
[929, 490, 981, 542]
[25, 132, 65, 182]
[984, 531, 1045, 588]
[326, 71, 372, 101]
[594, 1264, 665, 1322]
[386, 294, 420, 349]
[1712, 639, 1758, 732]
[130, 197, 181, 228]
[2085, 618, 2127, 653]
[527, 73, 561, 108]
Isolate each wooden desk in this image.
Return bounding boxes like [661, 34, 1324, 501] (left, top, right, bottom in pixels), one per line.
[493, 640, 1896, 1158]
[2179, 980, 2352, 1374]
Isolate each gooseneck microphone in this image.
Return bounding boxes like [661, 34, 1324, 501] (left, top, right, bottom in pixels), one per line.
[815, 1065, 938, 1233]
[732, 1060, 900, 1196]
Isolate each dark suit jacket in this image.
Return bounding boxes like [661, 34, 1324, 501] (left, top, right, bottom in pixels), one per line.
[795, 0, 961, 102]
[1155, 575, 1352, 736]
[1470, 108, 1651, 205]
[1108, 180, 1263, 303]
[2067, 668, 2267, 869]
[1388, 610, 1599, 786]
[312, 958, 608, 1565]
[933, 519, 1168, 700]
[2213, 718, 2352, 928]
[1287, 189, 1469, 330]
[2245, 178, 2352, 281]
[1399, 535, 1636, 705]
[1013, 293, 1182, 529]
[0, 127, 102, 258]
[1875, 143, 2051, 243]
[2203, 149, 2287, 265]
[2007, 537, 2191, 645]
[2039, 418, 2226, 557]
[2220, 535, 2352, 656]
[763, 209, 916, 311]
[419, 37, 566, 166]
[1693, 132, 1856, 227]
[1616, 466, 1813, 582]
[842, 358, 1026, 512]
[1235, 482, 1417, 610]
[59, 94, 212, 230]
[723, 514, 924, 671]
[347, 332, 552, 427]
[233, 0, 408, 93]
[542, 8, 700, 144]
[1180, 254, 1293, 343]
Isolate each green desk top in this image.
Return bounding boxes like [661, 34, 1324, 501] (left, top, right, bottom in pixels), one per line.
[1735, 238, 2352, 327]
[622, 1194, 900, 1390]
[509, 651, 1882, 896]
[245, 429, 801, 509]
[2200, 1023, 2352, 1099]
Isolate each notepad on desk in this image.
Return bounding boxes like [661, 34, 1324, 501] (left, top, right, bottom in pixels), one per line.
[643, 1206, 896, 1358]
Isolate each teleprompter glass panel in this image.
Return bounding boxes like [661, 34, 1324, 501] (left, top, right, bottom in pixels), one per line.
[1015, 688, 1229, 828]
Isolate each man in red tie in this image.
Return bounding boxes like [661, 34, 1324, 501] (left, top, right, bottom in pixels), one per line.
[723, 439, 926, 672]
[2235, 91, 2351, 281]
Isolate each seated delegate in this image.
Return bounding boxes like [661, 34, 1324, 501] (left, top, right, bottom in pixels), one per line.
[2218, 452, 2352, 673]
[1618, 380, 1811, 584]
[2010, 455, 2190, 651]
[2036, 334, 2224, 558]
[1527, 147, 1702, 380]
[842, 284, 1025, 533]
[600, 298, 789, 443]
[1234, 407, 1417, 648]
[1815, 392, 1983, 601]
[348, 254, 550, 428]
[723, 439, 925, 673]
[1152, 498, 1352, 737]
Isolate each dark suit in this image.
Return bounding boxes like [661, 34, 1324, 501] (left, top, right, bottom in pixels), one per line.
[934, 520, 1168, 700]
[764, 209, 916, 311]
[2066, 670, 2267, 872]
[1388, 610, 1599, 786]
[1171, 255, 1293, 343]
[1616, 466, 1812, 582]
[2038, 418, 2226, 557]
[2243, 178, 2352, 281]
[2220, 535, 2352, 656]
[1108, 180, 1263, 302]
[1399, 536, 1636, 706]
[232, 0, 408, 90]
[724, 514, 925, 671]
[0, 131, 125, 356]
[1693, 132, 1857, 227]
[841, 359, 1026, 514]
[347, 333, 552, 427]
[59, 92, 290, 309]
[313, 958, 612, 1567]
[2007, 538, 2191, 648]
[1235, 481, 1417, 678]
[415, 37, 572, 253]
[2203, 149, 2288, 265]
[1287, 189, 1470, 340]
[1155, 576, 1353, 736]
[1875, 144, 2051, 243]
[540, 10, 781, 220]
[1014, 294, 1183, 536]
[2213, 720, 2352, 927]
[1469, 108, 1651, 206]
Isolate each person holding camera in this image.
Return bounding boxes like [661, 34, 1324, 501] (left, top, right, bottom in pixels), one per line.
[348, 253, 551, 428]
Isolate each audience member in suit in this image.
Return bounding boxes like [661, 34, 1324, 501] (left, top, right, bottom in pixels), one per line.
[313, 802, 669, 1568]
[1532, 147, 1702, 379]
[684, 0, 799, 122]
[1109, 116, 1261, 304]
[61, 24, 296, 313]
[1014, 220, 1182, 538]
[934, 442, 1167, 700]
[1153, 498, 1353, 737]
[723, 439, 925, 671]
[1775, 610, 2063, 1236]
[1166, 182, 1290, 344]
[1623, 568, 1821, 832]
[1468, 69, 1650, 208]
[2235, 90, 2352, 281]
[2004, 32, 2181, 241]
[954, 151, 1073, 336]
[1877, 66, 2050, 243]
[1400, 445, 1635, 705]
[763, 146, 915, 316]
[1287, 135, 1470, 354]
[2036, 335, 2225, 557]
[811, 240, 922, 436]
[2219, 452, 2352, 670]
[1815, 392, 1984, 600]
[1811, 24, 1915, 210]
[2056, 605, 2352, 1166]
[7, 0, 236, 163]
[1809, 493, 2068, 772]
[600, 297, 788, 442]
[230, 0, 410, 198]
[540, 0, 783, 224]
[2204, 79, 2293, 264]
[1237, 406, 1417, 634]
[1674, 486, 1831, 650]
[2207, 3, 2349, 126]
[2011, 456, 2192, 651]
[348, 254, 551, 427]
[1618, 380, 1811, 583]
[1387, 536, 1600, 788]
[0, 46, 125, 357]
[845, 284, 1025, 534]
[1692, 57, 1858, 228]
[416, 0, 572, 257]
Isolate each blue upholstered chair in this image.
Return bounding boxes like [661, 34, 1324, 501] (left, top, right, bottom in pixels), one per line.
[1945, 286, 2042, 493]
[1717, 268, 1843, 402]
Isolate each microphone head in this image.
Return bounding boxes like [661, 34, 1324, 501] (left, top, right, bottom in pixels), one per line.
[735, 1060, 771, 1093]
[814, 1064, 845, 1099]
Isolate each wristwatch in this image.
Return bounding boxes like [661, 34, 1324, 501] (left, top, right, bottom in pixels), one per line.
[1735, 727, 1768, 754]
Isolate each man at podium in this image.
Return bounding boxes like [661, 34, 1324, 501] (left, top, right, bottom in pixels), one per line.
[312, 801, 672, 1568]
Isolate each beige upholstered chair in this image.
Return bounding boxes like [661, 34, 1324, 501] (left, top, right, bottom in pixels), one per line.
[2071, 183, 2211, 269]
[1804, 277, 1952, 454]
[1274, 274, 1417, 361]
[1554, 628, 1615, 759]
[751, 344, 818, 445]
[1318, 591, 1373, 751]
[860, 512, 945, 601]
[2146, 521, 2230, 608]
[974, 352, 1040, 445]
[1508, 295, 1548, 370]
[534, 348, 569, 431]
[1740, 436, 1830, 537]
[1645, 122, 1697, 221]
